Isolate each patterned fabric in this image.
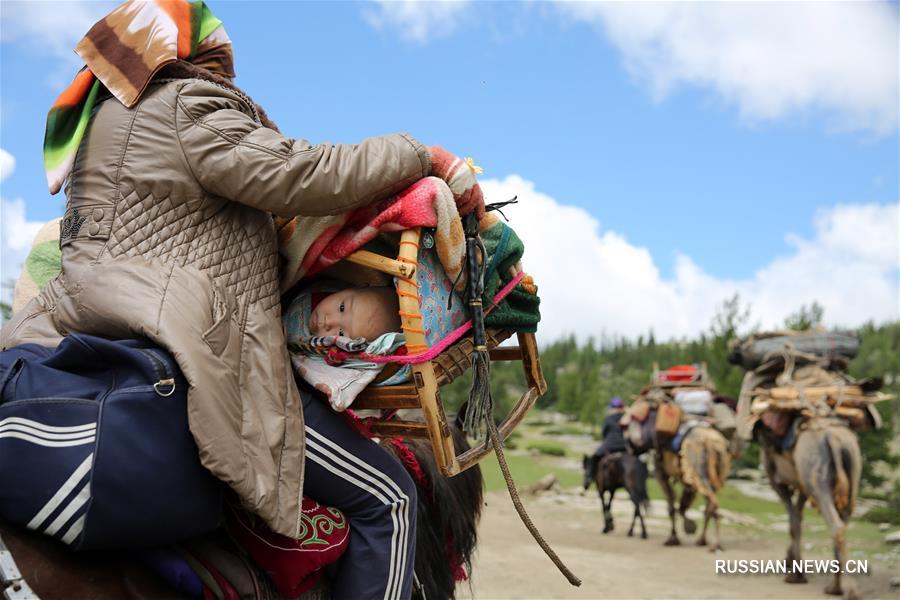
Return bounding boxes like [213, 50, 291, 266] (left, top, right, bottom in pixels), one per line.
[43, 0, 233, 194]
[298, 335, 371, 359]
[416, 244, 468, 345]
[225, 499, 349, 599]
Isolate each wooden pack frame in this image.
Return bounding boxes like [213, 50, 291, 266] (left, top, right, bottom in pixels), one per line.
[341, 227, 546, 476]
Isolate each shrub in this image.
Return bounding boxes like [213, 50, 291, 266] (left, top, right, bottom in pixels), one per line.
[859, 505, 900, 526]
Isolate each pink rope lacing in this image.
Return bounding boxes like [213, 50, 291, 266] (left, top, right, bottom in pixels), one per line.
[330, 271, 526, 366]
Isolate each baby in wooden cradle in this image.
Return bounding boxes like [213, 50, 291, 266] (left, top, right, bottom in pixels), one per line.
[307, 286, 401, 342]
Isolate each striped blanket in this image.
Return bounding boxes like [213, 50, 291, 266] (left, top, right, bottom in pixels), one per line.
[276, 176, 467, 293]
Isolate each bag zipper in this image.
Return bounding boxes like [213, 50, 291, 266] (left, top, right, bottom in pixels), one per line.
[137, 348, 177, 397]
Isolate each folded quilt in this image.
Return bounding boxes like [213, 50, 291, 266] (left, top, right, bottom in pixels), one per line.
[480, 215, 541, 333]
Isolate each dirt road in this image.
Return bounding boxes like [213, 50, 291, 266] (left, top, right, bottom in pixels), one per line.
[458, 490, 897, 600]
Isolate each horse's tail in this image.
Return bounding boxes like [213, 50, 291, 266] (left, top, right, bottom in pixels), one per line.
[632, 456, 651, 514]
[708, 433, 731, 494]
[824, 428, 856, 520]
[681, 428, 730, 499]
[706, 438, 723, 491]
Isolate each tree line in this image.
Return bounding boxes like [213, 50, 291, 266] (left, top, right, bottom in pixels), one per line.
[444, 298, 899, 500]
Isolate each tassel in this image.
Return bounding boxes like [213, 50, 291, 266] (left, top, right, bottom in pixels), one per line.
[465, 352, 493, 440]
[462, 212, 492, 440]
[460, 215, 582, 588]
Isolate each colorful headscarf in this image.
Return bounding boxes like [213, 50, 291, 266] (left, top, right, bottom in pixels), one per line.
[43, 0, 234, 194]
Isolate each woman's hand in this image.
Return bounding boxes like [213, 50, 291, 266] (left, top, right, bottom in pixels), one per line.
[429, 146, 486, 219]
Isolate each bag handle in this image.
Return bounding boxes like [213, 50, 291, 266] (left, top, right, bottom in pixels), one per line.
[0, 359, 24, 405]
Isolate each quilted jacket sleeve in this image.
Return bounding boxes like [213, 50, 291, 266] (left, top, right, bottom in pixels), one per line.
[175, 80, 431, 217]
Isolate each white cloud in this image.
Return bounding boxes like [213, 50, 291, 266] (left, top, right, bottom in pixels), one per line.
[1, 197, 43, 253]
[0, 1, 113, 86]
[556, 1, 899, 134]
[1, 199, 44, 291]
[0, 149, 15, 183]
[483, 175, 899, 342]
[0, 149, 43, 300]
[363, 0, 471, 43]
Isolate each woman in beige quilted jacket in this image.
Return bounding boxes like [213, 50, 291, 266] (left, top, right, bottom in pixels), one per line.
[0, 2, 483, 598]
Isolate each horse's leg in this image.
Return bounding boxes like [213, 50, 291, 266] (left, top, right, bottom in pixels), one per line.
[779, 491, 807, 584]
[626, 483, 638, 538]
[820, 497, 854, 598]
[625, 480, 642, 538]
[678, 485, 697, 535]
[657, 471, 680, 546]
[711, 492, 724, 552]
[760, 443, 806, 584]
[626, 458, 649, 539]
[705, 493, 723, 552]
[627, 498, 639, 538]
[696, 494, 710, 547]
[639, 502, 648, 539]
[604, 489, 616, 533]
[599, 488, 611, 533]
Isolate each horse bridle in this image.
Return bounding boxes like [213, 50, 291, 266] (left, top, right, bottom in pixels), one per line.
[0, 533, 35, 600]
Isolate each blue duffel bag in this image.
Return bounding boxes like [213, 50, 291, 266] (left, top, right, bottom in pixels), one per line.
[0, 333, 223, 550]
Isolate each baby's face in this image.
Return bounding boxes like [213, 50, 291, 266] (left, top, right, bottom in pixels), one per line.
[309, 287, 400, 341]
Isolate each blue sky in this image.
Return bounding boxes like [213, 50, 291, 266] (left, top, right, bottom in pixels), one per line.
[1, 1, 898, 340]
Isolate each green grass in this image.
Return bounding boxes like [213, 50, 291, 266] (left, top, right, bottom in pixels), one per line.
[524, 439, 567, 456]
[638, 476, 783, 517]
[716, 484, 785, 515]
[526, 416, 559, 428]
[480, 453, 582, 492]
[543, 424, 590, 436]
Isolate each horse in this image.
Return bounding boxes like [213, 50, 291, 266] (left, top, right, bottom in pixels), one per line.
[581, 451, 649, 538]
[756, 416, 862, 599]
[0, 416, 483, 600]
[653, 424, 731, 550]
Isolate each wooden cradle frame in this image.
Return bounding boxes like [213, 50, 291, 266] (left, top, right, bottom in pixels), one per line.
[341, 227, 546, 476]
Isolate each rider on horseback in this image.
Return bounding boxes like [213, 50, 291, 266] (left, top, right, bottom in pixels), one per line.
[583, 397, 628, 491]
[582, 398, 649, 538]
[594, 397, 628, 460]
